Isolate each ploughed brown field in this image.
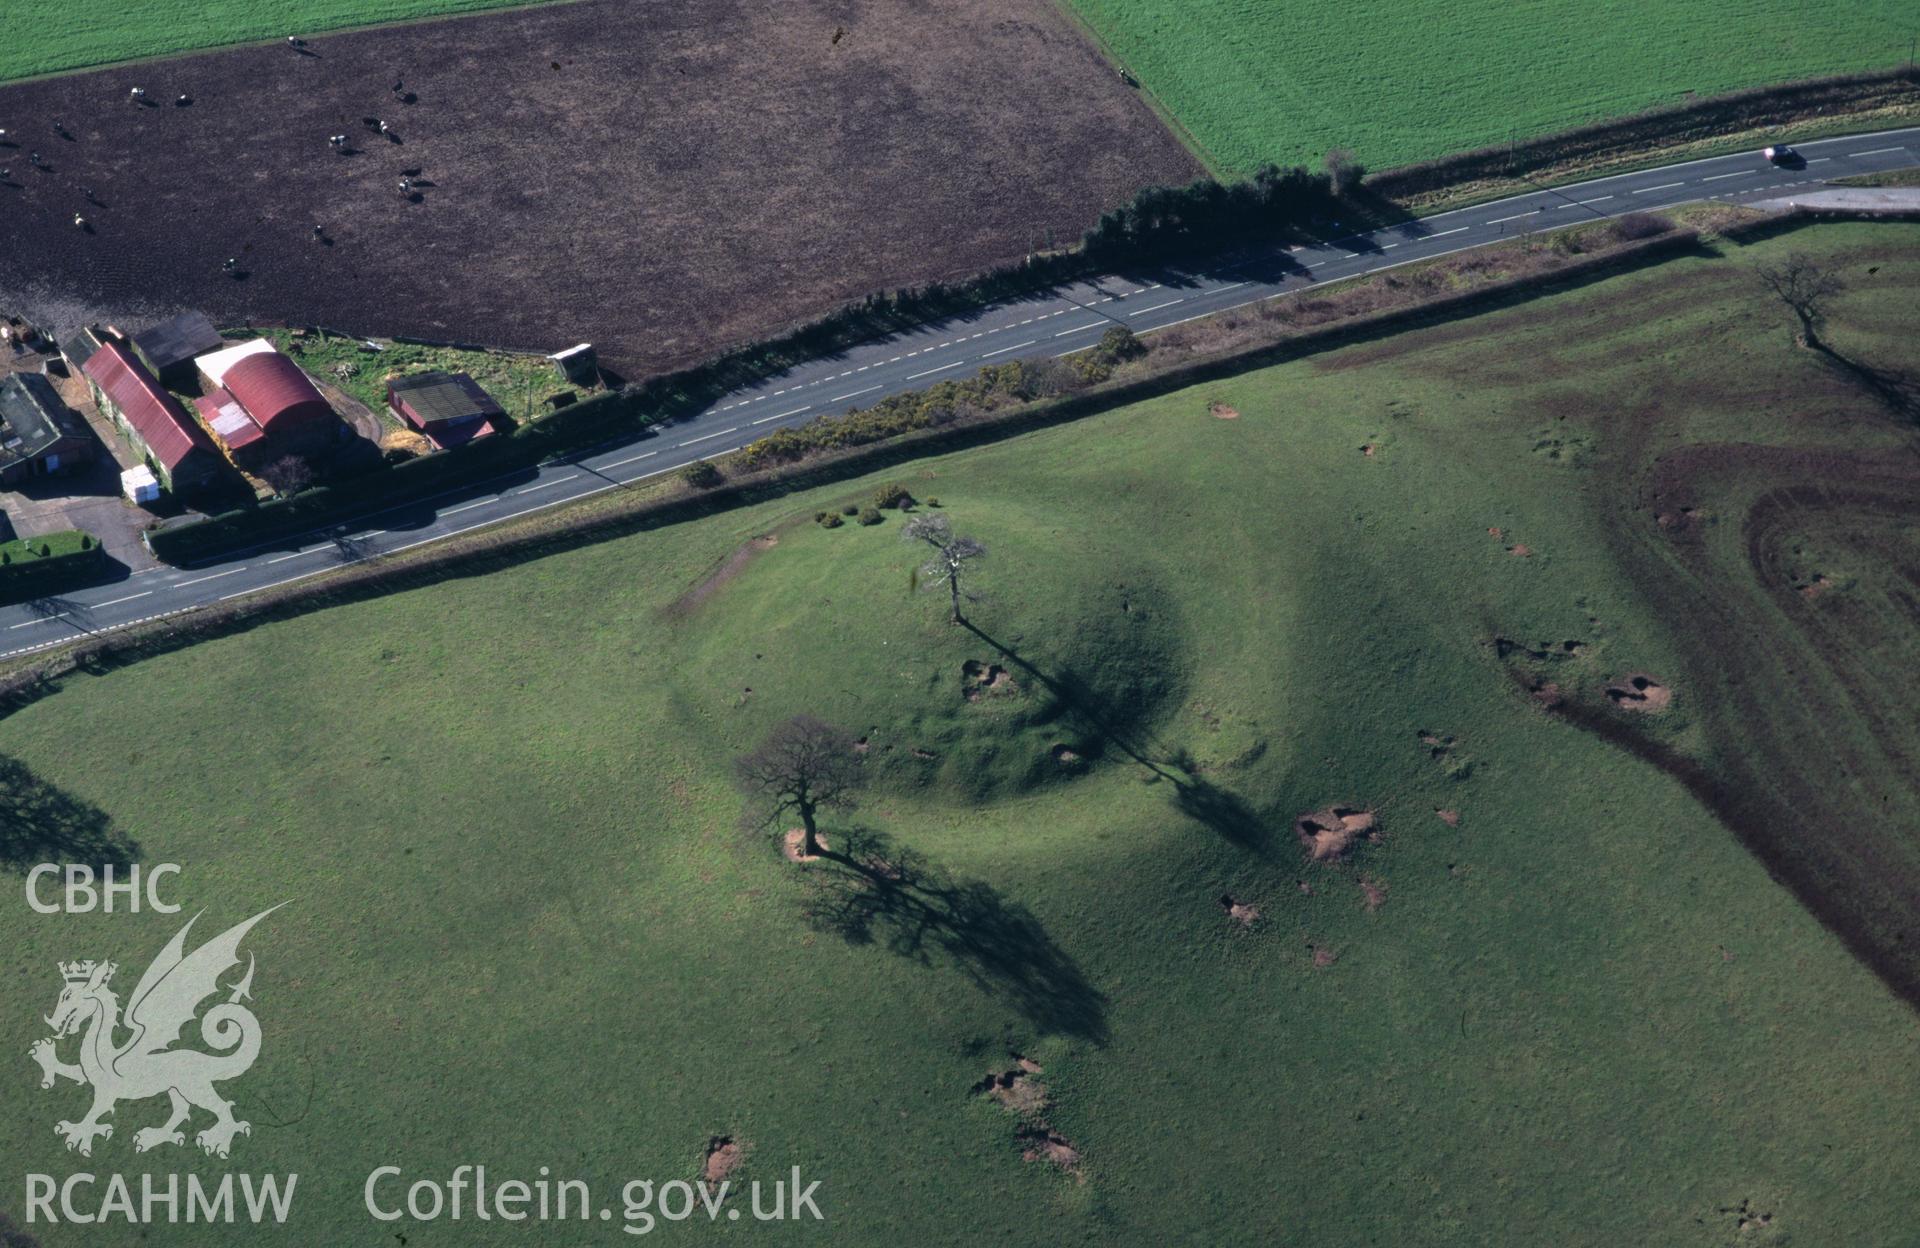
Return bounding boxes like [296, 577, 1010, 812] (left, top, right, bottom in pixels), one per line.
[0, 0, 1198, 376]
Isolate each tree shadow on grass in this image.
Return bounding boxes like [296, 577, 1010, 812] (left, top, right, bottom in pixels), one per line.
[0, 754, 139, 874]
[803, 826, 1108, 1044]
[1815, 342, 1920, 424]
[959, 619, 1278, 855]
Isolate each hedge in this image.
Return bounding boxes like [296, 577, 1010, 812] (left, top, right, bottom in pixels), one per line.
[0, 530, 107, 607]
[149, 386, 644, 565]
[1368, 65, 1920, 200]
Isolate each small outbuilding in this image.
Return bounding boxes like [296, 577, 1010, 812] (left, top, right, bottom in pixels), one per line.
[0, 373, 95, 487]
[387, 371, 505, 449]
[131, 311, 224, 386]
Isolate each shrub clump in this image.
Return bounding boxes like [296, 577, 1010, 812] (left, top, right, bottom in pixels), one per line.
[816, 511, 844, 529]
[873, 482, 915, 510]
[1611, 211, 1672, 241]
[680, 461, 723, 490]
[857, 507, 884, 526]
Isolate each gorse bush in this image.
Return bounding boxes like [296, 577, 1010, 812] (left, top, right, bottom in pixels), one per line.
[680, 461, 723, 489]
[873, 482, 915, 510]
[857, 507, 884, 526]
[742, 357, 1087, 470]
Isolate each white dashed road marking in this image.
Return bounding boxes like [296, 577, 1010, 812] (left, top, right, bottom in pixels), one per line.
[906, 361, 964, 380]
[981, 340, 1036, 358]
[1633, 182, 1685, 194]
[173, 568, 247, 589]
[677, 428, 738, 447]
[830, 385, 883, 403]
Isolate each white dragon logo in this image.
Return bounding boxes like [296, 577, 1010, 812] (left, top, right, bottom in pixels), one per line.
[28, 906, 281, 1159]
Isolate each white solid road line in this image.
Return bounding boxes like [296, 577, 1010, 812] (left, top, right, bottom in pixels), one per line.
[753, 404, 812, 425]
[1633, 181, 1685, 194]
[981, 340, 1036, 358]
[1851, 146, 1908, 157]
[1703, 169, 1756, 181]
[173, 567, 247, 589]
[92, 591, 153, 609]
[677, 427, 739, 446]
[441, 497, 495, 515]
[599, 449, 659, 470]
[829, 384, 882, 403]
[515, 476, 576, 495]
[906, 360, 965, 380]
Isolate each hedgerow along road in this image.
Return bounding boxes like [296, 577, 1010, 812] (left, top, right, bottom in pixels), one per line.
[2, 126, 1916, 658]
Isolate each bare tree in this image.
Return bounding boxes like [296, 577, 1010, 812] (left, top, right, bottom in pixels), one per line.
[260, 455, 314, 496]
[1757, 253, 1844, 348]
[734, 715, 863, 859]
[902, 513, 987, 624]
[1324, 147, 1365, 196]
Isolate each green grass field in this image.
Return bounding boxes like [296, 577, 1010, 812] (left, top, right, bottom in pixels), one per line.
[1066, 0, 1916, 175]
[2, 222, 1917, 1245]
[0, 1, 564, 83]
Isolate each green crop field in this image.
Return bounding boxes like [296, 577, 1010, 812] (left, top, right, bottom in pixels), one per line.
[2, 222, 1917, 1245]
[1066, 0, 1916, 176]
[0, 1, 566, 83]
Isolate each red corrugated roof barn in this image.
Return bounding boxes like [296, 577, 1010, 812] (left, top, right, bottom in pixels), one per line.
[222, 352, 333, 436]
[81, 340, 220, 491]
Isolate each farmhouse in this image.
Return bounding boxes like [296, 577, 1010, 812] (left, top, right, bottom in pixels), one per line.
[387, 371, 504, 449]
[0, 373, 95, 487]
[78, 339, 220, 493]
[131, 311, 223, 387]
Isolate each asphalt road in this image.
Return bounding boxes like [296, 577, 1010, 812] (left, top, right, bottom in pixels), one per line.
[4, 126, 1917, 659]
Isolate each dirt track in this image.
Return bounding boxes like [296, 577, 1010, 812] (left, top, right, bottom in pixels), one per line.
[0, 0, 1198, 376]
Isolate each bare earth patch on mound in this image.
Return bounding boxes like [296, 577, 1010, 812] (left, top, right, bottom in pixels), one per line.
[1217, 894, 1261, 926]
[1209, 401, 1240, 419]
[781, 829, 828, 863]
[1296, 806, 1376, 862]
[1607, 673, 1673, 713]
[702, 1136, 745, 1189]
[1359, 877, 1388, 910]
[1436, 808, 1461, 827]
[1018, 1126, 1082, 1175]
[961, 659, 1017, 700]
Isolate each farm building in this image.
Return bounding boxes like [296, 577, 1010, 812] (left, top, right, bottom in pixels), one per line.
[194, 337, 278, 390]
[192, 389, 269, 468]
[131, 311, 224, 387]
[193, 341, 336, 462]
[387, 371, 504, 449]
[0, 373, 95, 487]
[79, 340, 220, 493]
